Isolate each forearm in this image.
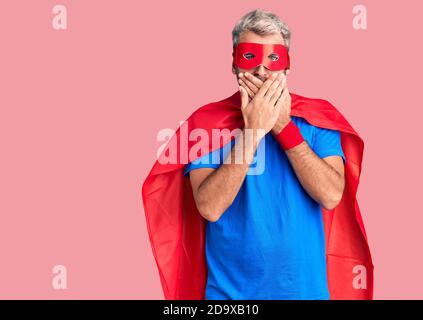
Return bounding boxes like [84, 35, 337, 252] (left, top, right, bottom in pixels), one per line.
[196, 129, 260, 221]
[285, 141, 345, 210]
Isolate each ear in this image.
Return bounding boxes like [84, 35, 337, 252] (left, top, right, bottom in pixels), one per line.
[232, 49, 238, 74]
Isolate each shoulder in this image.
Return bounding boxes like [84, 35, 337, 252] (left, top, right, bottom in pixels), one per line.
[291, 92, 351, 134]
[291, 92, 337, 112]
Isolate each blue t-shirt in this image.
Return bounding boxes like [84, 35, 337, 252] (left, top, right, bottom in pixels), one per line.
[184, 116, 345, 300]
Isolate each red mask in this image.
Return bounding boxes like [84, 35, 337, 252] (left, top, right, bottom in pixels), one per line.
[233, 42, 290, 71]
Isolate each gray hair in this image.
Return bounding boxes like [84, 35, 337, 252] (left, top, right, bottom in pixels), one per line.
[232, 9, 292, 51]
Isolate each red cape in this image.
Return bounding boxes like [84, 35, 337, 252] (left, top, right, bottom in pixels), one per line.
[142, 90, 374, 300]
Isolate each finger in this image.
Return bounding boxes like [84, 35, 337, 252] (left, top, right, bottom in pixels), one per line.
[256, 72, 279, 99]
[275, 75, 288, 101]
[239, 86, 249, 110]
[274, 90, 284, 111]
[263, 73, 282, 100]
[243, 73, 263, 93]
[238, 78, 255, 99]
[284, 83, 290, 96]
[277, 87, 288, 105]
[280, 74, 287, 91]
[284, 86, 291, 105]
[281, 83, 290, 100]
[269, 82, 284, 106]
[272, 97, 282, 120]
[277, 84, 291, 108]
[240, 74, 259, 95]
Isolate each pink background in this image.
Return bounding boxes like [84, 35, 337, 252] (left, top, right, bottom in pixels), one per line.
[0, 0, 421, 299]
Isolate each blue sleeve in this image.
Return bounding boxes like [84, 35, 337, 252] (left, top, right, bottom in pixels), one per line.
[312, 126, 346, 162]
[184, 140, 235, 177]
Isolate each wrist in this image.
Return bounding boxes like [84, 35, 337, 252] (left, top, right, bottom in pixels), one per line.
[242, 127, 265, 146]
[272, 117, 292, 135]
[274, 119, 305, 151]
[241, 128, 262, 165]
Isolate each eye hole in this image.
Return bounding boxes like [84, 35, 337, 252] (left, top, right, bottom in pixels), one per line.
[269, 54, 279, 61]
[243, 53, 255, 60]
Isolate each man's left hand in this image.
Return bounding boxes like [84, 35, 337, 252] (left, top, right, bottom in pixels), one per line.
[239, 72, 292, 135]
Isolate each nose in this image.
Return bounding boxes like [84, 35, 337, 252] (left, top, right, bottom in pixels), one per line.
[254, 65, 270, 81]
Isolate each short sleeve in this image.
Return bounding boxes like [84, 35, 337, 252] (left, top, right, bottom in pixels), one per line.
[312, 126, 346, 162]
[184, 140, 235, 177]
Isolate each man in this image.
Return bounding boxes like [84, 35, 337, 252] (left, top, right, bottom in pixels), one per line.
[184, 10, 345, 300]
[142, 9, 373, 300]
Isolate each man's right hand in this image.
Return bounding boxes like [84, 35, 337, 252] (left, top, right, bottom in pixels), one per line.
[239, 72, 284, 140]
[189, 74, 283, 222]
